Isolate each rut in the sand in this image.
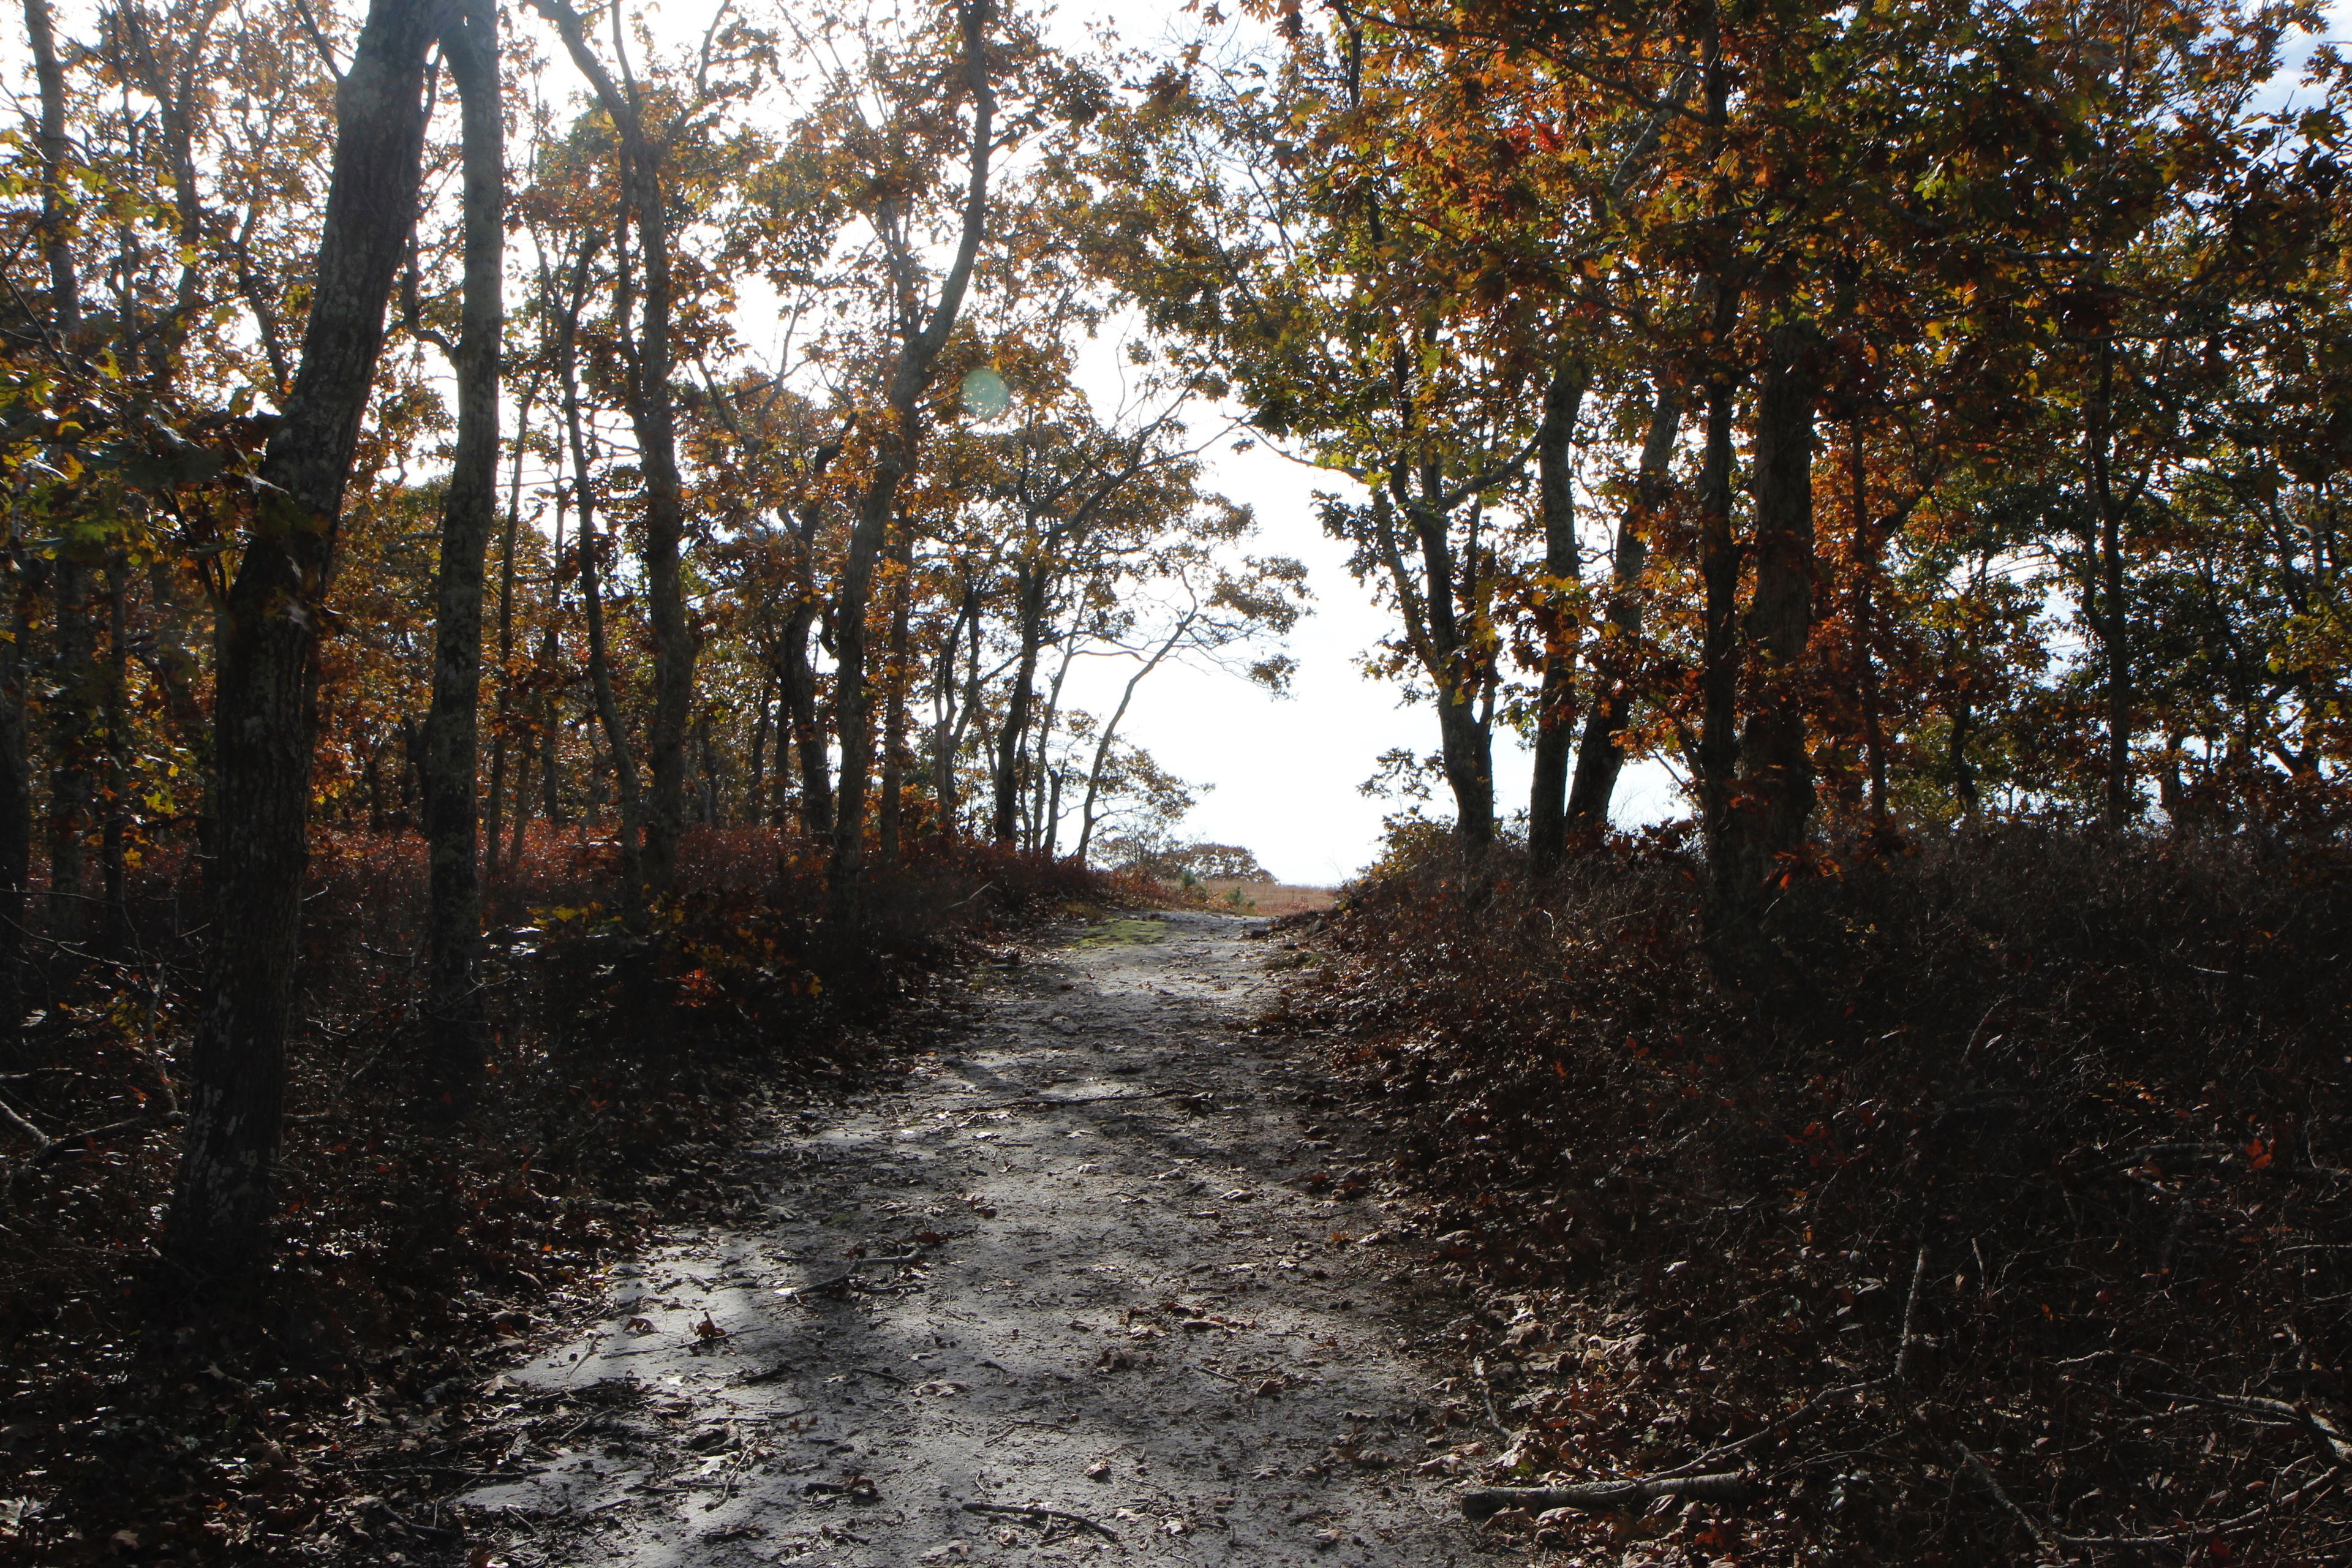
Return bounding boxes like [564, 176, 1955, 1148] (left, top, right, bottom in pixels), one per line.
[456, 910, 1479, 1567]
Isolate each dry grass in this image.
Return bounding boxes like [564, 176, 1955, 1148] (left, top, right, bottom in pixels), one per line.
[1197, 878, 1338, 915]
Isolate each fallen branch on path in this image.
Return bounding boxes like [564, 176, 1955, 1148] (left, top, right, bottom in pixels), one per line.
[1460, 1472, 1755, 1520]
[960, 1500, 1120, 1542]
[777, 1251, 924, 1301]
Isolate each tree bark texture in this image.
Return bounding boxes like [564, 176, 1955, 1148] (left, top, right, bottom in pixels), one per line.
[162, 0, 440, 1279]
[420, 0, 502, 1100]
[1719, 322, 1823, 905]
[877, 528, 913, 867]
[1692, 350, 1742, 876]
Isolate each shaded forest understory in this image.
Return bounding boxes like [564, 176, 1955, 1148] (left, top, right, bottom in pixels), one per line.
[0, 833, 1130, 1565]
[1278, 823, 2352, 1565]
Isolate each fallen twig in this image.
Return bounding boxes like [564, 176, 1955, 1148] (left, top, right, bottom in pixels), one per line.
[1471, 1356, 1510, 1443]
[1953, 1439, 2307, 1555]
[1460, 1472, 1754, 1520]
[2160, 1391, 2352, 1471]
[960, 1499, 1120, 1542]
[1957, 1442, 2061, 1557]
[0, 1093, 177, 1169]
[1659, 1377, 1884, 1479]
[1895, 1242, 1931, 1385]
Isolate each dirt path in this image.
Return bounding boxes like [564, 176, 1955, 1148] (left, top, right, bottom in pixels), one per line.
[459, 911, 1478, 1567]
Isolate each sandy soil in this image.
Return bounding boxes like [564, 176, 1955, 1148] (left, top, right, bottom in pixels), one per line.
[454, 910, 1479, 1567]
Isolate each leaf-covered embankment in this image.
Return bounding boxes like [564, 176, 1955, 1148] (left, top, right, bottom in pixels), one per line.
[0, 828, 1139, 1565]
[1274, 827, 2352, 1564]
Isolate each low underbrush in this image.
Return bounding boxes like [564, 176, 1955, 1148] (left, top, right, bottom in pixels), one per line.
[0, 826, 1137, 1564]
[1278, 824, 2352, 1566]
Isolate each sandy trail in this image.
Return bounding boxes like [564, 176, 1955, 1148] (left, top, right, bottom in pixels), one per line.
[459, 910, 1476, 1567]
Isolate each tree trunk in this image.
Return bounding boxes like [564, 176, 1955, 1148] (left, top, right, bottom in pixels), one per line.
[1568, 383, 1680, 826]
[746, 676, 771, 828]
[48, 555, 94, 948]
[559, 320, 646, 921]
[697, 710, 720, 825]
[877, 529, 914, 867]
[536, 0, 695, 890]
[1433, 683, 1495, 847]
[625, 183, 694, 886]
[420, 0, 502, 1102]
[0, 562, 29, 1060]
[1719, 322, 1823, 905]
[1526, 360, 1591, 875]
[17, 0, 70, 1001]
[2088, 343, 2132, 827]
[162, 0, 440, 1280]
[1404, 488, 1495, 848]
[780, 603, 832, 834]
[831, 0, 994, 918]
[21, 0, 77, 347]
[540, 684, 564, 827]
[141, 556, 213, 858]
[487, 388, 533, 881]
[528, 481, 566, 848]
[1951, 679, 1979, 818]
[993, 566, 1045, 847]
[931, 582, 974, 837]
[1028, 637, 1078, 854]
[1692, 344, 1743, 878]
[100, 557, 129, 956]
[1846, 415, 1889, 824]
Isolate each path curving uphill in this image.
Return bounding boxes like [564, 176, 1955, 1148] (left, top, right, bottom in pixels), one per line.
[459, 910, 1476, 1567]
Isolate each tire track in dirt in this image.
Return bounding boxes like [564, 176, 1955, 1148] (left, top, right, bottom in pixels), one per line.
[457, 910, 1476, 1566]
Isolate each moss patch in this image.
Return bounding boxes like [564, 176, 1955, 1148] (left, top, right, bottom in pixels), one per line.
[1074, 916, 1170, 948]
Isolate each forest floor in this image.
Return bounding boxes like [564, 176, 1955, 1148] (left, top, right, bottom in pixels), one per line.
[446, 910, 1484, 1568]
